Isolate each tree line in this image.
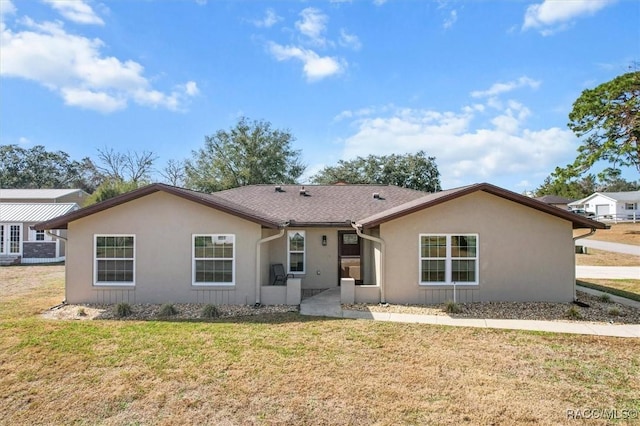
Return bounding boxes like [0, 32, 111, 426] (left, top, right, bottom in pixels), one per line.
[2, 70, 637, 203]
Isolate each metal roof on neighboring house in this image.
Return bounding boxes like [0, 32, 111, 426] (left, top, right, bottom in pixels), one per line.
[0, 188, 87, 201]
[0, 203, 79, 222]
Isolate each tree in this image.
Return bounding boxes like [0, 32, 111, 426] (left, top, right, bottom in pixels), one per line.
[185, 117, 305, 192]
[0, 144, 100, 192]
[95, 147, 157, 183]
[160, 159, 186, 186]
[565, 71, 639, 177]
[311, 151, 442, 192]
[534, 170, 597, 199]
[84, 179, 140, 206]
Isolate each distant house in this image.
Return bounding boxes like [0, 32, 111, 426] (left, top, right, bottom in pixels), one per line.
[569, 191, 640, 220]
[0, 189, 87, 265]
[34, 183, 605, 306]
[534, 195, 573, 211]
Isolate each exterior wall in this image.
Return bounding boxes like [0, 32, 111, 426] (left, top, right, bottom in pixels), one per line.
[582, 194, 640, 219]
[23, 242, 56, 258]
[65, 191, 262, 304]
[266, 227, 354, 289]
[381, 191, 576, 304]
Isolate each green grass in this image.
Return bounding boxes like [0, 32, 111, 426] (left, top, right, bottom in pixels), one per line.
[1, 265, 640, 425]
[577, 280, 640, 302]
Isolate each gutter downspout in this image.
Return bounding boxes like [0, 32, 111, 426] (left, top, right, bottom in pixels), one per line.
[351, 221, 387, 304]
[45, 230, 67, 241]
[572, 227, 597, 301]
[255, 224, 288, 305]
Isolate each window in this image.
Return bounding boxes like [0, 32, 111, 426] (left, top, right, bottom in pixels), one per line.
[193, 235, 235, 285]
[625, 203, 637, 210]
[35, 230, 46, 241]
[9, 225, 21, 254]
[94, 235, 135, 286]
[419, 234, 478, 285]
[287, 231, 305, 274]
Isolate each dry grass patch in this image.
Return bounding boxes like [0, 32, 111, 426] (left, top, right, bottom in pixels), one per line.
[2, 265, 640, 425]
[575, 223, 640, 246]
[576, 248, 640, 266]
[578, 279, 640, 299]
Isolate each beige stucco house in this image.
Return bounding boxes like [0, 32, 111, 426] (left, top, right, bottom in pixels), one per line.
[34, 183, 606, 306]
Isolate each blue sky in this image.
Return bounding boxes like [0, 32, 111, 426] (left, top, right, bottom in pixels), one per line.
[1, 0, 638, 192]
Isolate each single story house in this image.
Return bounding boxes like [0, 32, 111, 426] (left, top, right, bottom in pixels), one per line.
[569, 191, 640, 221]
[0, 203, 79, 265]
[0, 189, 87, 265]
[34, 183, 606, 306]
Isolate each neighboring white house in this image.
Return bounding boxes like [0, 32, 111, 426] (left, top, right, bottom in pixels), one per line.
[569, 191, 640, 221]
[0, 189, 86, 265]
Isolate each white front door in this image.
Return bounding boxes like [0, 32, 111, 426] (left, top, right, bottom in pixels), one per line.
[0, 224, 22, 255]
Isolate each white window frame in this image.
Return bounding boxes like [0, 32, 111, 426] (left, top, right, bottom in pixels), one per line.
[29, 228, 49, 242]
[93, 234, 136, 286]
[287, 230, 306, 274]
[419, 234, 479, 286]
[192, 234, 236, 286]
[625, 203, 637, 210]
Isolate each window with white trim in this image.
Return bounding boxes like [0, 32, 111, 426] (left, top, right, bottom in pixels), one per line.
[625, 203, 637, 210]
[419, 234, 478, 285]
[193, 234, 235, 285]
[287, 230, 305, 274]
[94, 235, 135, 285]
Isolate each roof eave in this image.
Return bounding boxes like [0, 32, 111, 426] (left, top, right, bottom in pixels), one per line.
[34, 183, 281, 230]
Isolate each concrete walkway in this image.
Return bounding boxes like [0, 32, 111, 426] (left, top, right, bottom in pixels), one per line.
[576, 239, 640, 256]
[300, 288, 640, 338]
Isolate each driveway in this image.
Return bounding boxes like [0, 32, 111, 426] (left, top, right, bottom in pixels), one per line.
[576, 266, 640, 279]
[575, 239, 640, 256]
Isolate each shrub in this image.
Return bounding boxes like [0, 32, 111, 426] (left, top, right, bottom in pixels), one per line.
[566, 306, 582, 320]
[608, 307, 621, 317]
[445, 300, 462, 314]
[115, 302, 132, 318]
[599, 293, 612, 303]
[77, 307, 86, 317]
[158, 303, 178, 318]
[201, 304, 221, 319]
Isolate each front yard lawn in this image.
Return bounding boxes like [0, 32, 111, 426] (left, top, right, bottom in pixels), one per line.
[577, 279, 640, 302]
[1, 265, 639, 425]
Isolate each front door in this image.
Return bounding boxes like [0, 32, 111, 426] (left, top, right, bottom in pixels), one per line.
[338, 231, 362, 285]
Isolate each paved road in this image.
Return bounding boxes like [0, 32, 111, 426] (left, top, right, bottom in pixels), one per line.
[576, 266, 640, 279]
[575, 238, 640, 256]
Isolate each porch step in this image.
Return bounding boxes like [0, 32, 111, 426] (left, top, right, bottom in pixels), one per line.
[0, 256, 21, 266]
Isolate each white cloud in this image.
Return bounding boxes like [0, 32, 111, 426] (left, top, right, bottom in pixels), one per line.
[338, 101, 575, 188]
[252, 8, 282, 28]
[470, 76, 540, 98]
[0, 0, 16, 17]
[18, 136, 30, 145]
[339, 29, 361, 50]
[443, 10, 458, 29]
[373, 0, 388, 5]
[296, 7, 328, 46]
[268, 42, 344, 81]
[0, 17, 197, 113]
[42, 0, 104, 26]
[523, 0, 616, 35]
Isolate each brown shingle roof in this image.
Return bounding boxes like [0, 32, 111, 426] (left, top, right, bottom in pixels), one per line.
[214, 184, 427, 226]
[34, 182, 607, 231]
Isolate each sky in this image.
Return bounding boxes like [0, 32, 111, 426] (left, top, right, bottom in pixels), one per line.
[0, 0, 638, 192]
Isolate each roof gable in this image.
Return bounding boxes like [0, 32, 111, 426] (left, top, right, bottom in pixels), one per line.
[357, 183, 607, 229]
[570, 191, 640, 205]
[33, 184, 282, 230]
